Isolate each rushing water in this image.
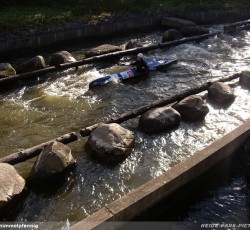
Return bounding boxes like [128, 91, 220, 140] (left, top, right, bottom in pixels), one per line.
[0, 28, 250, 228]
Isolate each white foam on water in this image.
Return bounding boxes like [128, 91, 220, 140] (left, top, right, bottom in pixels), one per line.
[44, 69, 103, 101]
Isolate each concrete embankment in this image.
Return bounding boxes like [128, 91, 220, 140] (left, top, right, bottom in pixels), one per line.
[0, 9, 250, 55]
[70, 119, 250, 230]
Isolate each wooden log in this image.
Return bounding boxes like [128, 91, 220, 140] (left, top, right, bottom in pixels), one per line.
[225, 19, 250, 28]
[224, 19, 250, 34]
[159, 32, 220, 48]
[0, 32, 220, 90]
[80, 72, 241, 136]
[0, 132, 78, 165]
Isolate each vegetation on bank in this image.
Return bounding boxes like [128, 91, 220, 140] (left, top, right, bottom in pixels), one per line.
[1, 0, 250, 32]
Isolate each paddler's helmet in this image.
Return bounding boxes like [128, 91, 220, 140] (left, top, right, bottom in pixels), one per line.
[137, 53, 144, 58]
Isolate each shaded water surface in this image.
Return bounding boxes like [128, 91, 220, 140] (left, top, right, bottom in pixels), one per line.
[0, 29, 249, 228]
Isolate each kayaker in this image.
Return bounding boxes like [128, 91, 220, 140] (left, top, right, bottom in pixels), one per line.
[133, 53, 149, 72]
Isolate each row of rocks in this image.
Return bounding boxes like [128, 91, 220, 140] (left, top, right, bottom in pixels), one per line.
[0, 43, 127, 78]
[139, 81, 237, 134]
[86, 73, 250, 164]
[0, 51, 76, 78]
[0, 41, 133, 78]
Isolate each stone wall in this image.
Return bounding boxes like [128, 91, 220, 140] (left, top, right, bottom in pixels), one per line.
[0, 9, 249, 54]
[166, 9, 250, 24]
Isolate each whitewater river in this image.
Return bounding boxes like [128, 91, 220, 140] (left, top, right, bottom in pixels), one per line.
[0, 28, 249, 229]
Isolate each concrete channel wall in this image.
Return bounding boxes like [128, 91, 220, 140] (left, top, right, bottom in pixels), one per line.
[1, 9, 250, 54]
[70, 119, 250, 230]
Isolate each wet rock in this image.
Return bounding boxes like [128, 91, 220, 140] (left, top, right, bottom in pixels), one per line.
[208, 82, 235, 105]
[162, 29, 184, 43]
[173, 95, 209, 121]
[85, 44, 122, 57]
[49, 51, 76, 67]
[28, 141, 76, 185]
[162, 17, 196, 29]
[125, 39, 143, 50]
[239, 71, 250, 89]
[16, 55, 46, 74]
[0, 163, 26, 214]
[86, 123, 135, 165]
[0, 63, 16, 78]
[139, 107, 181, 134]
[180, 25, 209, 37]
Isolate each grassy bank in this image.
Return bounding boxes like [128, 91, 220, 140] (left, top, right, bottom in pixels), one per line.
[1, 0, 250, 32]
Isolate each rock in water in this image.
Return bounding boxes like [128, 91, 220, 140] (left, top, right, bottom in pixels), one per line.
[162, 29, 183, 43]
[239, 71, 250, 89]
[173, 95, 209, 121]
[86, 123, 135, 165]
[0, 63, 16, 78]
[16, 55, 46, 74]
[49, 51, 76, 67]
[0, 163, 26, 214]
[28, 141, 76, 186]
[85, 44, 122, 57]
[139, 107, 181, 134]
[208, 82, 235, 105]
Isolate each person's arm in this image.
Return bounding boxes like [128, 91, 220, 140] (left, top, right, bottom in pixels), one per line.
[143, 60, 149, 70]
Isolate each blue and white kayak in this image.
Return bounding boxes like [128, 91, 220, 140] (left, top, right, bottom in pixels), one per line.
[89, 58, 177, 88]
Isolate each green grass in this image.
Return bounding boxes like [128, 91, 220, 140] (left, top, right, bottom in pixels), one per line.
[0, 6, 74, 32]
[1, 0, 250, 32]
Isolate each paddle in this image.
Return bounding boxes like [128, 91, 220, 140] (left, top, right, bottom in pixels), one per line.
[118, 61, 133, 66]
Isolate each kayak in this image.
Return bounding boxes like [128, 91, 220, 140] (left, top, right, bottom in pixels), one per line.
[89, 58, 177, 88]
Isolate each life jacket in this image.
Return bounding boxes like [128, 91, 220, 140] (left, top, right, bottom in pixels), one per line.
[136, 59, 149, 71]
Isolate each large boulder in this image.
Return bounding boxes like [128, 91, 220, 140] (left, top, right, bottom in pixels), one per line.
[86, 123, 135, 165]
[180, 25, 209, 37]
[0, 163, 26, 215]
[125, 39, 143, 50]
[16, 55, 46, 74]
[173, 95, 209, 121]
[28, 141, 76, 185]
[49, 51, 76, 67]
[162, 29, 184, 43]
[239, 71, 250, 89]
[0, 63, 16, 78]
[162, 17, 196, 29]
[139, 107, 181, 134]
[208, 82, 235, 105]
[85, 44, 122, 57]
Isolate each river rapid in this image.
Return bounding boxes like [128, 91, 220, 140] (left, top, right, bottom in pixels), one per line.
[0, 28, 250, 229]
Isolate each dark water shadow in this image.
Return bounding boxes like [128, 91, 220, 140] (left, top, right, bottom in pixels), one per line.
[3, 169, 77, 222]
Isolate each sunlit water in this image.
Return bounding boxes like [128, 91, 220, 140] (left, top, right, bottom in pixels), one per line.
[0, 29, 250, 228]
